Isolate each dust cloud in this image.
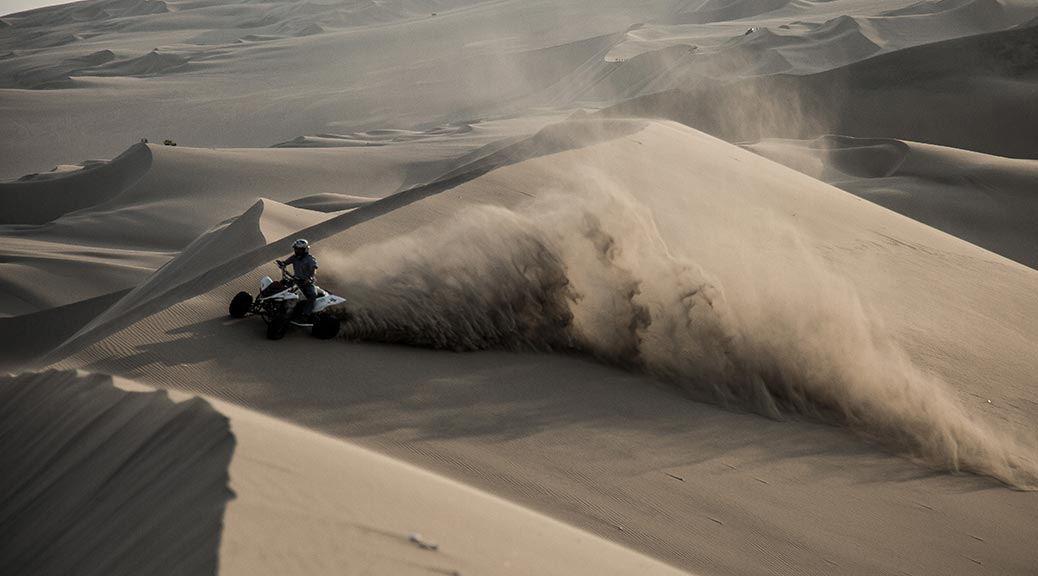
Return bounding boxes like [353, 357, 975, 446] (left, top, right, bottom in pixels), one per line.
[323, 186, 1038, 489]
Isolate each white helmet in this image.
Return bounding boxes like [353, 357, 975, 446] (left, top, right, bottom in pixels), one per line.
[292, 238, 310, 256]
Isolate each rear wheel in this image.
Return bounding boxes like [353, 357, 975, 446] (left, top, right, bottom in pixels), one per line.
[312, 315, 340, 340]
[267, 317, 289, 340]
[229, 292, 253, 318]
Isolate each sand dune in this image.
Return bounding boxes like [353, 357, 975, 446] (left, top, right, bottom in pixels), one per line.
[0, 0, 689, 177]
[0, 370, 234, 576]
[607, 0, 1034, 74]
[0, 143, 151, 225]
[217, 387, 692, 576]
[0, 129, 537, 316]
[64, 198, 334, 348]
[29, 119, 1038, 575]
[2, 369, 685, 575]
[0, 290, 128, 370]
[3, 0, 1038, 574]
[4, 0, 1034, 175]
[604, 20, 1038, 157]
[745, 136, 1038, 268]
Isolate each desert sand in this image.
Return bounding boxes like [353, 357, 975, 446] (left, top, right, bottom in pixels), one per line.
[2, 1, 1038, 575]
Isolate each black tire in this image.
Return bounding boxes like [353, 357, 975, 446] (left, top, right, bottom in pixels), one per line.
[312, 315, 340, 340]
[229, 292, 253, 318]
[267, 317, 289, 340]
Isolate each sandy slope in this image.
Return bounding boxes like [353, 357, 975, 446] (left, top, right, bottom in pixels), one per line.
[0, 369, 686, 576]
[745, 136, 1038, 268]
[217, 393, 691, 576]
[0, 114, 556, 337]
[0, 370, 234, 576]
[34, 119, 1038, 576]
[4, 0, 1038, 574]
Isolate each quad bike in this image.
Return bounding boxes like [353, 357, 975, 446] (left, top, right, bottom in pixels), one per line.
[229, 263, 346, 340]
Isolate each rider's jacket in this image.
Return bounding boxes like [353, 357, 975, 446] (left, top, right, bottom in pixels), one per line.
[283, 253, 318, 284]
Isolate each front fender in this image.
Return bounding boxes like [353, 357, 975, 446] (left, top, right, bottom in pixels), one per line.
[313, 295, 346, 313]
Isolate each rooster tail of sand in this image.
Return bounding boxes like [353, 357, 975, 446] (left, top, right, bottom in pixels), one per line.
[323, 181, 1038, 489]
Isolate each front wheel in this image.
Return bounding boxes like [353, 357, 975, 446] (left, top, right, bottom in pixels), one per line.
[229, 291, 253, 318]
[267, 317, 289, 340]
[312, 315, 340, 340]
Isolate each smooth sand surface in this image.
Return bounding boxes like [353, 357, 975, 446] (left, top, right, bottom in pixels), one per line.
[745, 136, 1038, 268]
[3, 1, 1037, 575]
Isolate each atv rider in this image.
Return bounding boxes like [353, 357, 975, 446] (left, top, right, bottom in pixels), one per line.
[277, 239, 319, 319]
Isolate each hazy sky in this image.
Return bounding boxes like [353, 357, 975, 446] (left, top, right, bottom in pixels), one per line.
[1, 0, 72, 17]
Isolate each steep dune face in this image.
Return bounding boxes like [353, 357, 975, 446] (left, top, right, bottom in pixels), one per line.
[0, 371, 692, 576]
[67, 198, 332, 347]
[0, 370, 235, 576]
[0, 143, 151, 225]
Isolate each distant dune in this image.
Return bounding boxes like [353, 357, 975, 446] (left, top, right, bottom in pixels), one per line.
[602, 22, 1038, 158]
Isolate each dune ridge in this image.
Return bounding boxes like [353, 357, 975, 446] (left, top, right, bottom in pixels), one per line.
[0, 143, 151, 225]
[603, 20, 1038, 158]
[0, 369, 235, 576]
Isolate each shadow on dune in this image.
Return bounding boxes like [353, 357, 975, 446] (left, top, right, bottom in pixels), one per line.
[83, 312, 961, 492]
[0, 144, 152, 225]
[0, 370, 235, 576]
[0, 289, 130, 372]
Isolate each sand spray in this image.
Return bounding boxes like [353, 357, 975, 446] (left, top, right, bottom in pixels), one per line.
[323, 182, 1038, 489]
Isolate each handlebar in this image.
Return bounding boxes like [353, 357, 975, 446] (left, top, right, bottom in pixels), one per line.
[275, 261, 308, 285]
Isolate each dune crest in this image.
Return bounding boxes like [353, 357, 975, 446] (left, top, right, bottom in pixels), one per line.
[0, 370, 235, 576]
